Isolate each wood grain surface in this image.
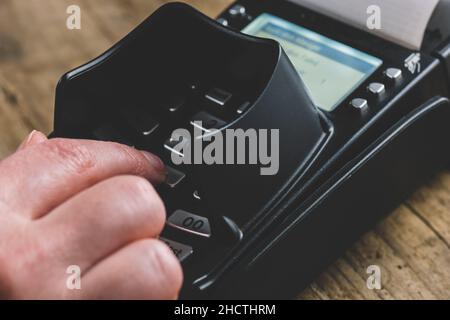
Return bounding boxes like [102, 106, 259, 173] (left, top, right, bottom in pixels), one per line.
[0, 0, 449, 300]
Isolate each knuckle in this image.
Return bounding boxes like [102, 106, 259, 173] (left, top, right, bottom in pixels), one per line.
[42, 139, 95, 174]
[111, 142, 148, 177]
[115, 176, 166, 227]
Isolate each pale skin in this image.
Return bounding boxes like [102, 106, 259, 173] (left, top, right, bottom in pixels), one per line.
[0, 130, 183, 299]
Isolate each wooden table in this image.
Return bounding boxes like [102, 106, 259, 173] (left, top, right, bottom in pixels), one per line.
[0, 0, 449, 299]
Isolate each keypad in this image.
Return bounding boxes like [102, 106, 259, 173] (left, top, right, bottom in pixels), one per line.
[367, 83, 386, 96]
[190, 111, 226, 134]
[350, 98, 368, 110]
[204, 88, 233, 107]
[165, 166, 186, 188]
[349, 67, 404, 112]
[167, 210, 212, 238]
[106, 84, 251, 266]
[160, 237, 193, 262]
[385, 68, 403, 82]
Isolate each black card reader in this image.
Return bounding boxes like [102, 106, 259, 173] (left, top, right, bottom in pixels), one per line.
[51, 1, 450, 298]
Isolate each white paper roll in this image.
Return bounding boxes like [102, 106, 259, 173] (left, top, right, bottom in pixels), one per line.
[289, 0, 440, 50]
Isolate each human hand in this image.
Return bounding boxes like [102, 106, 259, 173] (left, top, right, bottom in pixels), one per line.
[0, 131, 182, 299]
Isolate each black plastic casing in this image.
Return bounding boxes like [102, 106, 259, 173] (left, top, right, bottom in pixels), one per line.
[53, 2, 329, 298]
[208, 0, 450, 299]
[52, 1, 450, 298]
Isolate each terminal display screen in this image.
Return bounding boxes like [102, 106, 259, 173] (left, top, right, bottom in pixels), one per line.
[243, 14, 383, 111]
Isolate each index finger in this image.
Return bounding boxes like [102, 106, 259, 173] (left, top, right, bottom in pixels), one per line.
[0, 138, 167, 219]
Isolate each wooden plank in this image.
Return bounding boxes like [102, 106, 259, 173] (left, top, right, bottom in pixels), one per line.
[407, 173, 450, 246]
[0, 0, 449, 300]
[299, 203, 449, 300]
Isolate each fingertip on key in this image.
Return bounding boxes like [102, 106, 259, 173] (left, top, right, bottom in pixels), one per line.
[140, 151, 168, 183]
[140, 151, 165, 170]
